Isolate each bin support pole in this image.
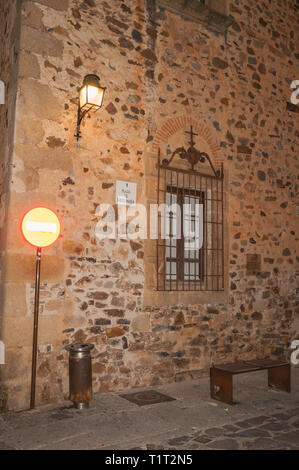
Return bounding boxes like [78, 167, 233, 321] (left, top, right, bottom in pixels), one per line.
[30, 247, 42, 410]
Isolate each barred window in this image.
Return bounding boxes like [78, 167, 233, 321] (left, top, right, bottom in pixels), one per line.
[156, 126, 224, 292]
[165, 186, 204, 283]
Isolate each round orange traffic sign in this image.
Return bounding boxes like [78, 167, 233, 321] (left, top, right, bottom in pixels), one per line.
[22, 207, 61, 248]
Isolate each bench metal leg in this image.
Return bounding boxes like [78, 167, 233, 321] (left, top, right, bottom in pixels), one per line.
[210, 368, 233, 405]
[268, 364, 291, 393]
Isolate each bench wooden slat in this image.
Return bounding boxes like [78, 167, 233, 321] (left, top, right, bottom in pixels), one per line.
[245, 359, 289, 369]
[212, 362, 262, 374]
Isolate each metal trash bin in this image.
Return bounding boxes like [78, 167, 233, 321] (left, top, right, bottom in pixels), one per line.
[65, 343, 94, 409]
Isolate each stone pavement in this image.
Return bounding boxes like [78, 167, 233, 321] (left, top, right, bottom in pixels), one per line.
[0, 368, 298, 450]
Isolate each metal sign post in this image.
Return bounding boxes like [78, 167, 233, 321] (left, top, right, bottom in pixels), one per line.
[21, 207, 61, 410]
[30, 247, 42, 410]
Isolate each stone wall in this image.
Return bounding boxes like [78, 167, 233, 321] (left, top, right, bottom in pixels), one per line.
[0, 0, 22, 411]
[0, 0, 298, 410]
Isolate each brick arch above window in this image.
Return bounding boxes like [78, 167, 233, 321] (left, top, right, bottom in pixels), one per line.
[152, 115, 223, 168]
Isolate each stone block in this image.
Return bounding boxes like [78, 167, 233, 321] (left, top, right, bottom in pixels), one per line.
[32, 0, 69, 11]
[207, 0, 229, 16]
[2, 282, 27, 317]
[5, 253, 66, 283]
[1, 346, 32, 380]
[131, 313, 151, 332]
[15, 116, 45, 145]
[62, 240, 84, 255]
[2, 316, 34, 347]
[22, 1, 45, 29]
[38, 315, 62, 343]
[106, 327, 125, 338]
[246, 254, 261, 275]
[5, 191, 57, 222]
[16, 166, 40, 191]
[14, 144, 73, 171]
[21, 25, 64, 58]
[18, 51, 41, 79]
[3, 378, 31, 411]
[18, 79, 62, 121]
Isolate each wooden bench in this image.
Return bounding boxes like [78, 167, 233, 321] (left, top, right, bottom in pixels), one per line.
[210, 359, 291, 405]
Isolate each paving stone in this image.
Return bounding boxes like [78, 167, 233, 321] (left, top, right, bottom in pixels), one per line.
[260, 422, 290, 432]
[244, 437, 287, 450]
[207, 439, 239, 450]
[203, 427, 224, 437]
[234, 420, 252, 429]
[274, 430, 299, 446]
[234, 428, 270, 438]
[0, 441, 16, 450]
[184, 442, 204, 450]
[246, 415, 269, 426]
[221, 424, 240, 432]
[272, 413, 292, 421]
[167, 436, 190, 446]
[193, 435, 213, 444]
[146, 444, 164, 450]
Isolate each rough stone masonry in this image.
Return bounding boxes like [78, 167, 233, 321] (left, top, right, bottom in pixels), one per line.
[0, 0, 298, 410]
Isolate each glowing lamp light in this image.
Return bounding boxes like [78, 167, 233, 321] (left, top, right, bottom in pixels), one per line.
[75, 74, 106, 141]
[79, 74, 105, 111]
[22, 207, 60, 248]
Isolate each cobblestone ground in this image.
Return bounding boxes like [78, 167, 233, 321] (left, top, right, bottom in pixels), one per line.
[0, 368, 298, 450]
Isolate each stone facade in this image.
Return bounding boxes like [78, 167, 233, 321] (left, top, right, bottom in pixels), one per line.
[0, 0, 298, 411]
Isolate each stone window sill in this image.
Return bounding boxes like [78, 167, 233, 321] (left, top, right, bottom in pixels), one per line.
[157, 0, 234, 35]
[143, 288, 228, 307]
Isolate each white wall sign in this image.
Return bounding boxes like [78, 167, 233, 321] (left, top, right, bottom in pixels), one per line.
[115, 180, 137, 206]
[0, 340, 4, 365]
[0, 80, 4, 105]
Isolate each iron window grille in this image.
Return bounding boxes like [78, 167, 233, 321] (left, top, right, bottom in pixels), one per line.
[156, 126, 224, 292]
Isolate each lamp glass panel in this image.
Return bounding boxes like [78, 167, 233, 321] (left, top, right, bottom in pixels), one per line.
[86, 85, 104, 109]
[79, 85, 87, 109]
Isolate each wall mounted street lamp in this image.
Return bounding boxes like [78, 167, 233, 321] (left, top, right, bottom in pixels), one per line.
[75, 74, 106, 141]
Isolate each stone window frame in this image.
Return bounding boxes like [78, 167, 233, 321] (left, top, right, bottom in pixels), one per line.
[143, 117, 229, 307]
[156, 0, 234, 35]
[156, 164, 225, 293]
[143, 152, 229, 307]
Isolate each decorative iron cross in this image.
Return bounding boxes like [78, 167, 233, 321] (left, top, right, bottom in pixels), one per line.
[185, 125, 198, 150]
[162, 125, 221, 177]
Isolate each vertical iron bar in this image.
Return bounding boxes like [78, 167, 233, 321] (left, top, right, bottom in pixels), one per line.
[188, 171, 191, 291]
[170, 169, 173, 291]
[30, 246, 42, 410]
[195, 174, 198, 290]
[216, 176, 219, 291]
[199, 175, 202, 290]
[176, 170, 179, 291]
[205, 174, 207, 290]
[162, 168, 167, 290]
[212, 176, 214, 290]
[157, 150, 160, 291]
[182, 172, 185, 291]
[221, 164, 224, 289]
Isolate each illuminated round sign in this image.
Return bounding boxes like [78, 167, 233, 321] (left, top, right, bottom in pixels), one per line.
[22, 207, 61, 248]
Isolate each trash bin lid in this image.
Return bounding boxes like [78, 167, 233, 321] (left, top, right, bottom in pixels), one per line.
[65, 343, 94, 353]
